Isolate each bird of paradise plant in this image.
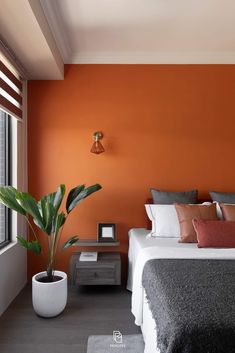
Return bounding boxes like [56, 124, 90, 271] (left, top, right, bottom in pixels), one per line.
[0, 183, 101, 281]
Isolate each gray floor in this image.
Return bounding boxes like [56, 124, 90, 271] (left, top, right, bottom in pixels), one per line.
[0, 285, 141, 353]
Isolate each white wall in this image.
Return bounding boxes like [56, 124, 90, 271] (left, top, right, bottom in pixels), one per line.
[0, 243, 27, 315]
[0, 83, 28, 316]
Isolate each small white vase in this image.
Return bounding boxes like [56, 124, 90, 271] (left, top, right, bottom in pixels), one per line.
[32, 270, 67, 318]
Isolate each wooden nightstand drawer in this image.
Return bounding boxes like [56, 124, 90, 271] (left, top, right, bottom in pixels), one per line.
[76, 264, 116, 285]
[70, 252, 121, 286]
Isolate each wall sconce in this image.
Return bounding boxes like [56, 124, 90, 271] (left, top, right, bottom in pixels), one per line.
[90, 131, 105, 154]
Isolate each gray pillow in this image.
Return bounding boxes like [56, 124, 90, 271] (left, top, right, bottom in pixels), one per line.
[209, 191, 235, 203]
[150, 189, 198, 205]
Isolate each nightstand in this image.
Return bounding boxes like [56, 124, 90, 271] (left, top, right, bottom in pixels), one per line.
[70, 252, 121, 286]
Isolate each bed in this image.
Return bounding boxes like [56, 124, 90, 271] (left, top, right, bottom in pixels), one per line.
[127, 228, 235, 353]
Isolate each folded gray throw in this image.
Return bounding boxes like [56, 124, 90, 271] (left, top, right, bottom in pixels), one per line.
[142, 259, 235, 353]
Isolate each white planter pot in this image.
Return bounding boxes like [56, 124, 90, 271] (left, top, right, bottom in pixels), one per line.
[32, 270, 67, 318]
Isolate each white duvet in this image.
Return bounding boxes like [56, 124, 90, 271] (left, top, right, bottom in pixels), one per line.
[130, 228, 235, 326]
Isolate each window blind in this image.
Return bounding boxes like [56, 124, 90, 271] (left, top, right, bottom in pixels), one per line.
[0, 58, 23, 119]
[0, 111, 11, 247]
[0, 112, 6, 243]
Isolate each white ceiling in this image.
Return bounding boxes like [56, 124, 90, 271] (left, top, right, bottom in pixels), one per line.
[1, 0, 235, 79]
[41, 0, 235, 64]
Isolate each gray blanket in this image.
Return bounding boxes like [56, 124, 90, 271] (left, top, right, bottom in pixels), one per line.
[142, 259, 235, 353]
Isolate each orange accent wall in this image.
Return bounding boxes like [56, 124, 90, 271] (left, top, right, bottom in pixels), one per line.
[28, 64, 235, 280]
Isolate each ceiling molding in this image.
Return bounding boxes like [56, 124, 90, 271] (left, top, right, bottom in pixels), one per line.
[39, 0, 71, 63]
[1, 0, 64, 80]
[70, 52, 235, 64]
[28, 0, 64, 79]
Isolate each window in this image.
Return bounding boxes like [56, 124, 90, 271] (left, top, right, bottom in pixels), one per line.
[0, 51, 25, 249]
[0, 110, 11, 249]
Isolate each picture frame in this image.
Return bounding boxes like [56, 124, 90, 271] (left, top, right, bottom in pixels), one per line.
[98, 223, 116, 242]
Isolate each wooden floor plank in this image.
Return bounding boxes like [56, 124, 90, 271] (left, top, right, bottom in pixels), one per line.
[0, 285, 140, 353]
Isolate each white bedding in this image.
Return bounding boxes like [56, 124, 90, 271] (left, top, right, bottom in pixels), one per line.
[128, 228, 235, 326]
[127, 228, 155, 291]
[142, 292, 160, 353]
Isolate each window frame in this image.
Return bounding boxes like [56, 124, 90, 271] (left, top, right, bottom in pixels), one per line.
[0, 113, 12, 250]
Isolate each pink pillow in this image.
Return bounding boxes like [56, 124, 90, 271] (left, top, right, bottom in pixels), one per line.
[220, 204, 235, 221]
[175, 203, 217, 243]
[193, 219, 235, 248]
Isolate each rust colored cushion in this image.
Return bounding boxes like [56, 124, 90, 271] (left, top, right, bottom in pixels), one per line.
[175, 203, 217, 243]
[220, 204, 235, 221]
[193, 219, 235, 248]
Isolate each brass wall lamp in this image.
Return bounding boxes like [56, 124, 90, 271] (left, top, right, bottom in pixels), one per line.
[90, 131, 105, 154]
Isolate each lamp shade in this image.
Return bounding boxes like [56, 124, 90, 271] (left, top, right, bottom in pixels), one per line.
[90, 140, 105, 154]
[90, 131, 105, 154]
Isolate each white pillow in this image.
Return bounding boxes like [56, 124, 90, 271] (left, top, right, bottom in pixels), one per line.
[145, 204, 180, 238]
[213, 201, 234, 219]
[213, 201, 223, 219]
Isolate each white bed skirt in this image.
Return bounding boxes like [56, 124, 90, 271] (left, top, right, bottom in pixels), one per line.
[142, 291, 160, 353]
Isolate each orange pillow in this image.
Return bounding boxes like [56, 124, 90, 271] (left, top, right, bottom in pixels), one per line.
[193, 219, 235, 248]
[220, 204, 235, 221]
[175, 203, 217, 243]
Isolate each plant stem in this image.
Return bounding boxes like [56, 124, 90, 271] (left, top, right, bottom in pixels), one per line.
[25, 216, 39, 241]
[51, 222, 65, 273]
[46, 236, 53, 281]
[46, 267, 53, 282]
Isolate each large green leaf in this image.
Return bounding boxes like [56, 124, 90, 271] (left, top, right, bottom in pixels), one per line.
[0, 186, 26, 215]
[17, 236, 41, 255]
[53, 185, 65, 213]
[54, 212, 66, 238]
[38, 197, 55, 235]
[66, 184, 102, 213]
[62, 235, 78, 251]
[28, 241, 42, 254]
[66, 185, 85, 213]
[51, 212, 66, 256]
[40, 185, 65, 213]
[37, 185, 65, 234]
[16, 192, 45, 230]
[43, 192, 56, 206]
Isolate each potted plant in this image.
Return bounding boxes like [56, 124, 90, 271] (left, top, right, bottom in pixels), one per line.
[0, 183, 101, 317]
